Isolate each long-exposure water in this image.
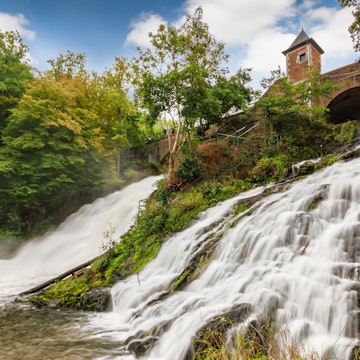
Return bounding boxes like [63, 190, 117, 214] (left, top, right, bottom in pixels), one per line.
[0, 159, 359, 359]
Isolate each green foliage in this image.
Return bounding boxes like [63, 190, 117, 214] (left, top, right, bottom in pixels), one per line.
[201, 181, 227, 200]
[233, 203, 248, 216]
[0, 73, 110, 235]
[94, 57, 147, 153]
[0, 30, 33, 129]
[251, 155, 288, 183]
[134, 6, 254, 182]
[166, 191, 207, 232]
[322, 153, 338, 166]
[47, 50, 87, 80]
[32, 276, 91, 309]
[257, 67, 337, 136]
[172, 269, 191, 291]
[334, 120, 357, 143]
[192, 319, 320, 360]
[174, 156, 204, 183]
[0, 40, 149, 236]
[148, 160, 162, 172]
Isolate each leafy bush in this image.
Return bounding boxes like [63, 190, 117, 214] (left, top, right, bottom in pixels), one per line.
[335, 120, 356, 144]
[174, 156, 204, 183]
[251, 155, 288, 183]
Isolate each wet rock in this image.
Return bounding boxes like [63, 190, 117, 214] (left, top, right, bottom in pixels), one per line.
[127, 336, 158, 356]
[78, 287, 112, 312]
[338, 140, 360, 160]
[48, 298, 61, 308]
[185, 303, 252, 359]
[344, 232, 360, 266]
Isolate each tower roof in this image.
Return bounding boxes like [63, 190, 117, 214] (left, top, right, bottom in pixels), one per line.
[282, 29, 324, 55]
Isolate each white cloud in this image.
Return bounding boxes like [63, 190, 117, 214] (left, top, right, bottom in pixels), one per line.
[125, 0, 357, 88]
[0, 12, 35, 40]
[240, 29, 294, 74]
[125, 12, 167, 47]
[183, 0, 296, 46]
[307, 6, 354, 63]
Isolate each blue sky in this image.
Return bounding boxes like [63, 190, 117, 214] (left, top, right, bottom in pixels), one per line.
[0, 0, 357, 89]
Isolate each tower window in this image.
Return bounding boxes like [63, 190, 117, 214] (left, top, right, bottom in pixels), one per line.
[299, 53, 306, 62]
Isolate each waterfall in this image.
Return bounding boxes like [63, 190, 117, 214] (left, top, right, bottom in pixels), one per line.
[0, 175, 162, 301]
[87, 157, 360, 360]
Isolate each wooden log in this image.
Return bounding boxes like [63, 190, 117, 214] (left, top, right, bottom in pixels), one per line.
[19, 259, 93, 296]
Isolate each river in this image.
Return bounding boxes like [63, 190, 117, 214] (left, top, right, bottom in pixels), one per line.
[0, 159, 359, 359]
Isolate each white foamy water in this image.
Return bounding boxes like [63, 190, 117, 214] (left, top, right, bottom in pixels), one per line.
[0, 176, 162, 300]
[86, 158, 360, 360]
[0, 157, 359, 360]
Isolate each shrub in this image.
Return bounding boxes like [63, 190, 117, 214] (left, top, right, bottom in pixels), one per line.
[251, 155, 288, 183]
[335, 121, 356, 144]
[174, 156, 204, 183]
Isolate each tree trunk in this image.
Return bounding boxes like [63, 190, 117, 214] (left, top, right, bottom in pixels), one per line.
[167, 153, 176, 186]
[186, 124, 195, 156]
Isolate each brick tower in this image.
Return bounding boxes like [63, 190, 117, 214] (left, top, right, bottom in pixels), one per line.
[282, 29, 324, 83]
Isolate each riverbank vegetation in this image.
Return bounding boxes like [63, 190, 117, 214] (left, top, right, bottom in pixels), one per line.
[0, 38, 156, 239]
[191, 317, 321, 360]
[3, 1, 358, 305]
[29, 141, 353, 307]
[1, 3, 359, 358]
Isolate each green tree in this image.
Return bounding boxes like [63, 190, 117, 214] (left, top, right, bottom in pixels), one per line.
[0, 73, 107, 234]
[205, 69, 254, 125]
[256, 67, 338, 160]
[134, 7, 253, 185]
[0, 31, 33, 133]
[257, 67, 337, 134]
[47, 50, 87, 80]
[338, 0, 360, 51]
[92, 57, 146, 176]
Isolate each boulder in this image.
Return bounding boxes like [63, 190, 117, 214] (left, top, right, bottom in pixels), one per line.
[78, 287, 112, 312]
[127, 336, 158, 356]
[185, 303, 252, 359]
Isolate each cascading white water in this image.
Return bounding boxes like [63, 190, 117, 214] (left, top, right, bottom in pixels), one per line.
[87, 157, 360, 360]
[0, 175, 162, 302]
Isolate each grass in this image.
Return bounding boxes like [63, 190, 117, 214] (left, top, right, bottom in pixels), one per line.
[192, 320, 321, 360]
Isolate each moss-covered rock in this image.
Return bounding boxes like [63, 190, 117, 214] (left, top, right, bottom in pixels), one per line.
[30, 286, 111, 311]
[186, 303, 252, 359]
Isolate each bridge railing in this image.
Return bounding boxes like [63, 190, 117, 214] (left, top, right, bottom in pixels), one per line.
[213, 122, 260, 145]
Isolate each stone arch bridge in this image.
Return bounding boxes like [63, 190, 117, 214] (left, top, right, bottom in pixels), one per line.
[320, 62, 360, 124]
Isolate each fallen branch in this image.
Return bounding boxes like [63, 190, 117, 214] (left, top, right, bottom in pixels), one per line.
[18, 259, 93, 296]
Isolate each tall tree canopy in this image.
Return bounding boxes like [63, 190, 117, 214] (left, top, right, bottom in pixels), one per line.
[134, 7, 253, 184]
[0, 73, 106, 233]
[0, 50, 145, 235]
[0, 31, 33, 133]
[93, 57, 147, 176]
